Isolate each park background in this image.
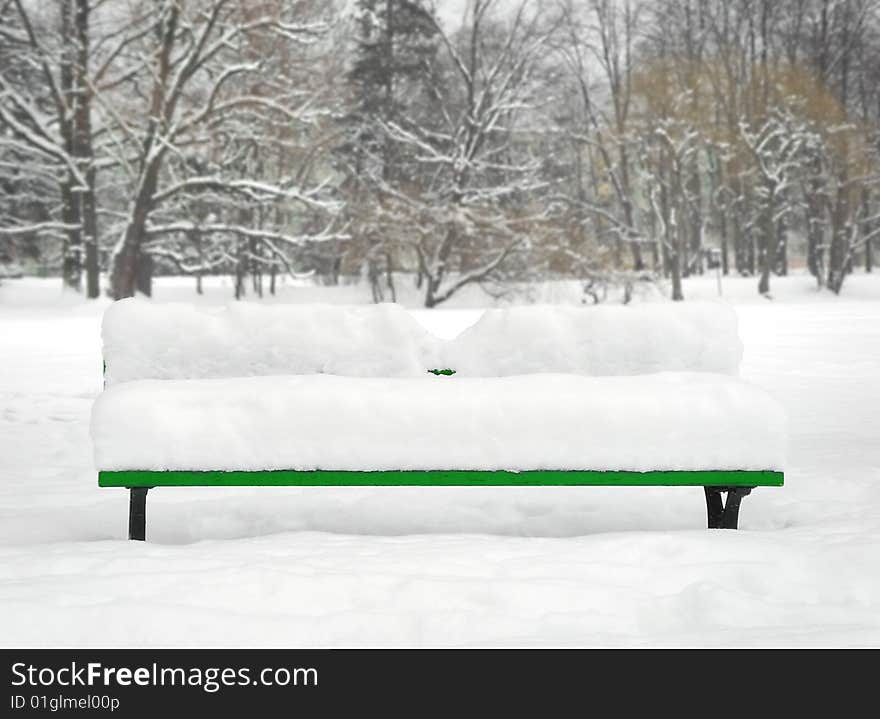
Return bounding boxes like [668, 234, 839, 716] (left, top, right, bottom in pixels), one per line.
[1, 0, 879, 646]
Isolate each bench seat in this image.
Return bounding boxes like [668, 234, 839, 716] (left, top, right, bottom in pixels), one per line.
[92, 372, 786, 475]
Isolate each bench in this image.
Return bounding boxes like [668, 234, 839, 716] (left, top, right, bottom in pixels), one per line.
[91, 300, 786, 540]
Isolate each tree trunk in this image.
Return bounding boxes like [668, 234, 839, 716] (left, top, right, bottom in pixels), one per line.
[827, 229, 848, 293]
[719, 211, 729, 275]
[758, 191, 774, 295]
[135, 251, 153, 296]
[110, 182, 155, 299]
[384, 250, 396, 303]
[729, 178, 747, 275]
[687, 165, 703, 275]
[669, 207, 683, 301]
[235, 236, 246, 300]
[423, 224, 456, 308]
[827, 181, 850, 294]
[776, 219, 788, 276]
[862, 190, 873, 273]
[670, 237, 683, 301]
[83, 191, 99, 298]
[109, 3, 178, 300]
[191, 228, 203, 295]
[250, 237, 262, 298]
[60, 179, 82, 291]
[76, 0, 99, 298]
[747, 233, 756, 276]
[59, 0, 81, 292]
[805, 184, 824, 286]
[828, 9, 852, 295]
[110, 235, 138, 300]
[650, 215, 659, 271]
[734, 222, 747, 274]
[618, 144, 642, 270]
[757, 252, 771, 294]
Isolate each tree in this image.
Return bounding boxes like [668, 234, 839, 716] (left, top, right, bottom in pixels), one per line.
[102, 0, 344, 299]
[554, 0, 648, 276]
[641, 119, 703, 301]
[0, 0, 100, 296]
[340, 0, 439, 301]
[633, 0, 880, 296]
[740, 110, 814, 294]
[376, 0, 562, 307]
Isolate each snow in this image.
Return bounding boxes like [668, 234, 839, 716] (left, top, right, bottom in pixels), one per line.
[103, 299, 741, 383]
[95, 298, 768, 472]
[103, 299, 441, 384]
[444, 302, 742, 376]
[1, 273, 880, 647]
[92, 373, 786, 472]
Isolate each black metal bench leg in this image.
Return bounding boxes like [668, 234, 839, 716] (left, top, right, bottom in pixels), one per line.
[704, 487, 753, 530]
[720, 487, 751, 529]
[704, 487, 724, 528]
[129, 487, 149, 541]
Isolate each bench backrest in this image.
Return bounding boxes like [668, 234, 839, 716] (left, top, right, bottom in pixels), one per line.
[444, 303, 741, 376]
[102, 299, 741, 384]
[102, 299, 441, 385]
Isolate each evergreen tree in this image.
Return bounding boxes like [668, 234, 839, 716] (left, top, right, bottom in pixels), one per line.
[338, 0, 439, 300]
[347, 0, 438, 180]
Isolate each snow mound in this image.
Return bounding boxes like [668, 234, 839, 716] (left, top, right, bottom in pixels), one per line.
[91, 373, 786, 472]
[102, 299, 442, 384]
[443, 303, 743, 376]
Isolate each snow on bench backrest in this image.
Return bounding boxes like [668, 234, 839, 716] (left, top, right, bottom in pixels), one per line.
[444, 302, 742, 376]
[102, 299, 441, 385]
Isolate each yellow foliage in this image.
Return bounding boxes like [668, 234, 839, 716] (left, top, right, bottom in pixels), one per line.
[630, 54, 874, 183]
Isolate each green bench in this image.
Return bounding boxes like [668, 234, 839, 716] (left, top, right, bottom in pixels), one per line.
[101, 468, 783, 540]
[92, 300, 785, 540]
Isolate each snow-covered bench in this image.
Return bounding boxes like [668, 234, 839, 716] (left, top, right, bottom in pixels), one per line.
[91, 300, 786, 540]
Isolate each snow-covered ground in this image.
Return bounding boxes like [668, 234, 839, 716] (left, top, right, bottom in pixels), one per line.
[1, 273, 879, 647]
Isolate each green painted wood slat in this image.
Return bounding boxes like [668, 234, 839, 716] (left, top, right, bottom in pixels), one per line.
[100, 469, 783, 487]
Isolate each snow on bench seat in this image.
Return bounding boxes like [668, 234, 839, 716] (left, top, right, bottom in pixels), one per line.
[91, 372, 786, 473]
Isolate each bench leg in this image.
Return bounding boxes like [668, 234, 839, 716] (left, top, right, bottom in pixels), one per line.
[703, 487, 752, 530]
[128, 487, 149, 541]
